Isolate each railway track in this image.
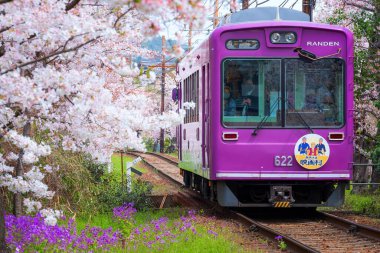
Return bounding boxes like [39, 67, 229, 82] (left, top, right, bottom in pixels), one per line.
[126, 151, 182, 186]
[125, 151, 380, 252]
[237, 209, 380, 252]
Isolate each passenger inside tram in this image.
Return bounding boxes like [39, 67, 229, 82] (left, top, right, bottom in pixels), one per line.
[224, 86, 236, 116]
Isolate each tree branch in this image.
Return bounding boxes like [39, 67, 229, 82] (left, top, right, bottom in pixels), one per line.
[345, 1, 375, 12]
[66, 0, 81, 11]
[64, 95, 75, 105]
[0, 0, 12, 5]
[0, 26, 12, 34]
[114, 8, 133, 28]
[0, 36, 101, 75]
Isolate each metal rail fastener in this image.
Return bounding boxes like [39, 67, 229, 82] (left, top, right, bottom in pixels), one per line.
[232, 212, 320, 253]
[319, 212, 380, 242]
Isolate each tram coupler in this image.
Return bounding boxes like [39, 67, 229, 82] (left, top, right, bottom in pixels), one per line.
[269, 186, 295, 208]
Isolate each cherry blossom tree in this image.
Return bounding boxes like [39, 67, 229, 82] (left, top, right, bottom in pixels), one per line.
[315, 0, 380, 189]
[0, 0, 205, 250]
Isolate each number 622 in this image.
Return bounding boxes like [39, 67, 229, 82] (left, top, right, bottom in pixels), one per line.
[274, 155, 293, 167]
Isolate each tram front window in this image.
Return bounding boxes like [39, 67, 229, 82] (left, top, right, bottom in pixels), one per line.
[222, 59, 282, 127]
[222, 58, 344, 128]
[285, 58, 344, 127]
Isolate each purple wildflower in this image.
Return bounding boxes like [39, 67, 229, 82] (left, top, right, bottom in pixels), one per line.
[207, 229, 218, 237]
[113, 203, 137, 220]
[275, 235, 283, 240]
[4, 213, 122, 252]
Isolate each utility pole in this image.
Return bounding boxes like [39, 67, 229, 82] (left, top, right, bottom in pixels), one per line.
[242, 0, 249, 10]
[188, 22, 193, 51]
[213, 0, 219, 28]
[120, 151, 124, 185]
[160, 36, 166, 153]
[302, 0, 314, 21]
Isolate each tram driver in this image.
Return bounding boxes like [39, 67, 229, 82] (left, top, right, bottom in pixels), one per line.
[240, 76, 258, 116]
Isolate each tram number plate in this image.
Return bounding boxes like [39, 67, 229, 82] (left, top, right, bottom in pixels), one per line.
[274, 156, 293, 167]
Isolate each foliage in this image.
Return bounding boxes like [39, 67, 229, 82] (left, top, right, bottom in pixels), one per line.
[316, 0, 379, 160]
[372, 101, 380, 172]
[344, 190, 380, 217]
[5, 213, 121, 253]
[143, 137, 155, 152]
[82, 155, 107, 183]
[43, 150, 100, 216]
[0, 0, 205, 225]
[5, 207, 249, 252]
[97, 173, 153, 212]
[275, 235, 287, 251]
[115, 209, 246, 252]
[143, 137, 177, 153]
[43, 151, 151, 216]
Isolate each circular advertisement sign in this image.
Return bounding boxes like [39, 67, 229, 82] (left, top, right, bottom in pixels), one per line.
[294, 134, 330, 170]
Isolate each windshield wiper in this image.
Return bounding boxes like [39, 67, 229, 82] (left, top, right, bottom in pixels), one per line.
[294, 47, 342, 62]
[286, 99, 314, 134]
[252, 97, 280, 136]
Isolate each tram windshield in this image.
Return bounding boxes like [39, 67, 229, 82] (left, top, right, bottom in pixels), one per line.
[222, 58, 344, 128]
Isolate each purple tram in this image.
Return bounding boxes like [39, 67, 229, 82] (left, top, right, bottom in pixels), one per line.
[174, 7, 354, 208]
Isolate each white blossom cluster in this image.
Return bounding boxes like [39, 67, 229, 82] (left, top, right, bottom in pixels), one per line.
[40, 208, 63, 226]
[0, 0, 205, 225]
[315, 0, 379, 158]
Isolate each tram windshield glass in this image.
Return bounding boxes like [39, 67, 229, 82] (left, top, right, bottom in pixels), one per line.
[222, 58, 344, 128]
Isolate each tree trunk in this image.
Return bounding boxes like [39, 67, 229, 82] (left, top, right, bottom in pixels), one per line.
[368, 1, 380, 192]
[242, 0, 248, 10]
[370, 164, 380, 192]
[13, 150, 24, 216]
[0, 190, 10, 252]
[13, 122, 31, 216]
[352, 152, 370, 194]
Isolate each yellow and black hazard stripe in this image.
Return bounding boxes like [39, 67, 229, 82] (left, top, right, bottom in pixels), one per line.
[273, 201, 291, 208]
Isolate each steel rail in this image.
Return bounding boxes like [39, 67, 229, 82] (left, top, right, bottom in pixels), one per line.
[123, 151, 380, 251]
[125, 151, 183, 187]
[318, 212, 380, 242]
[126, 152, 320, 252]
[145, 152, 179, 166]
[128, 151, 179, 166]
[232, 212, 320, 253]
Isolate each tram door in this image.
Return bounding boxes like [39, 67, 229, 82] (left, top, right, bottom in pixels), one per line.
[201, 64, 209, 171]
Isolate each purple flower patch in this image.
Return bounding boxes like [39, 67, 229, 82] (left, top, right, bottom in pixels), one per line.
[113, 203, 137, 220]
[5, 213, 122, 252]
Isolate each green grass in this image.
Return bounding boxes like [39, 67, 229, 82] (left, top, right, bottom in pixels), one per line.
[72, 208, 252, 252]
[75, 208, 184, 232]
[60, 154, 254, 252]
[319, 189, 380, 217]
[111, 154, 147, 178]
[343, 190, 380, 217]
[166, 150, 178, 158]
[75, 212, 120, 231]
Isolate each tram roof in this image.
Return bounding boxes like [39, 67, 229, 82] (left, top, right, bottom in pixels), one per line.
[218, 7, 310, 26]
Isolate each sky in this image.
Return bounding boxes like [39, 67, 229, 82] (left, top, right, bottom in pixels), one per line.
[160, 0, 305, 48]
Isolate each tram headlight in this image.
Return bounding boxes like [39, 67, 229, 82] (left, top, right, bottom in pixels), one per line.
[270, 32, 281, 43]
[285, 32, 296, 43]
[270, 31, 297, 44]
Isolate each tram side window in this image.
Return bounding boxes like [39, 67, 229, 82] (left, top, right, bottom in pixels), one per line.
[185, 77, 190, 123]
[183, 71, 200, 124]
[285, 59, 344, 127]
[222, 59, 281, 127]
